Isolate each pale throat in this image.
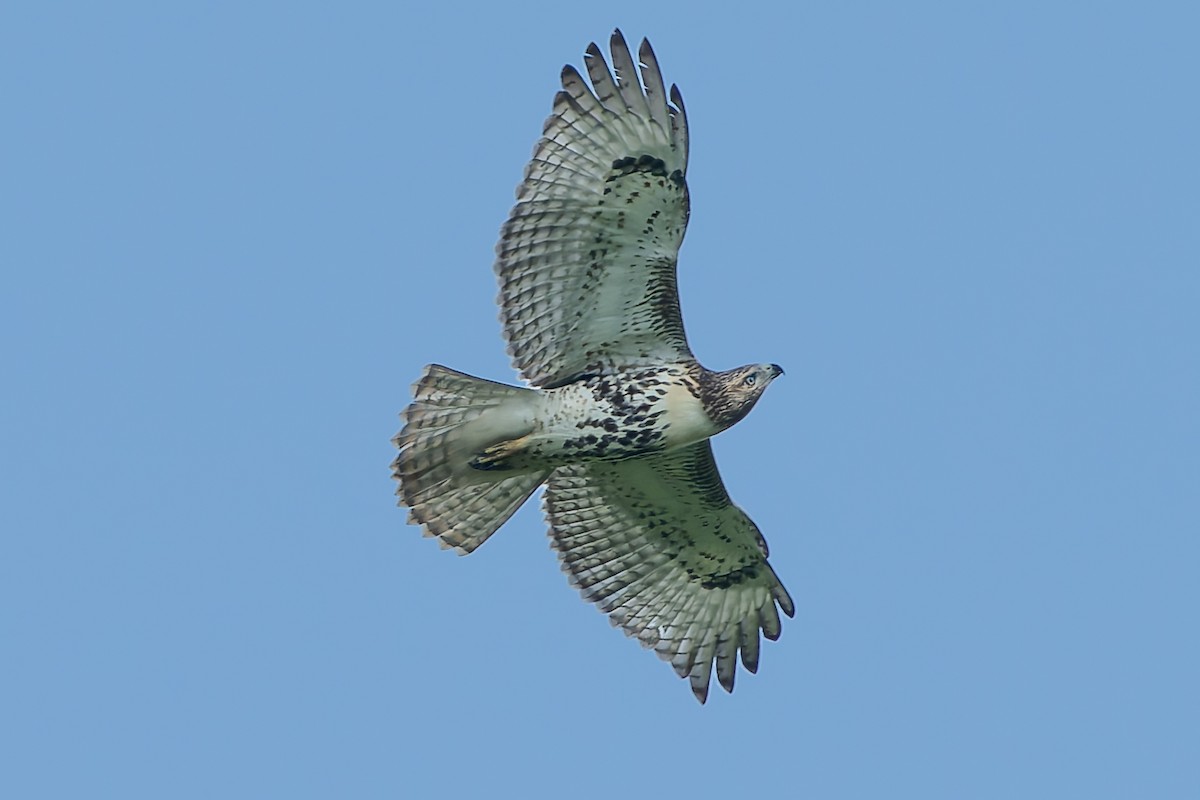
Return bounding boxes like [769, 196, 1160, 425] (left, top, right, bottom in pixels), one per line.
[661, 381, 720, 448]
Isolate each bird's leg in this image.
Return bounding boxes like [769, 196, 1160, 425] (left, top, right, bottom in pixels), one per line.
[468, 434, 532, 471]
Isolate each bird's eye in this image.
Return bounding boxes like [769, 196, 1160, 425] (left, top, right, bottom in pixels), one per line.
[743, 374, 757, 387]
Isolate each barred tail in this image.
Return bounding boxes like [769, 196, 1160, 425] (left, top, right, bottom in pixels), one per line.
[392, 364, 549, 554]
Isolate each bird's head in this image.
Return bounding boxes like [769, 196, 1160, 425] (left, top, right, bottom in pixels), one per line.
[703, 363, 784, 430]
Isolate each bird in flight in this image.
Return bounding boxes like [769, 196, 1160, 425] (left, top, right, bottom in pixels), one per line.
[393, 30, 793, 702]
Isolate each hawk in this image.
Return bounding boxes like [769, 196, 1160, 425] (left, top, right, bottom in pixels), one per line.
[393, 30, 793, 702]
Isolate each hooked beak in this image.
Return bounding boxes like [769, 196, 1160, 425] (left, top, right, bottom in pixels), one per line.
[769, 363, 785, 378]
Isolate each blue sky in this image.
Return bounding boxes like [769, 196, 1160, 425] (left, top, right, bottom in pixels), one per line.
[3, 2, 1198, 797]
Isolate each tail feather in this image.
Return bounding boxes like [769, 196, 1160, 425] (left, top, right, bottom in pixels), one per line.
[407, 475, 545, 554]
[392, 365, 549, 554]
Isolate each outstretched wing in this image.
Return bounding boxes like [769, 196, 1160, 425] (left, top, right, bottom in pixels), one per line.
[496, 30, 693, 389]
[543, 441, 795, 702]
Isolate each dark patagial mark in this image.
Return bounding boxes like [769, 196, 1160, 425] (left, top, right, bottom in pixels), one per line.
[610, 154, 669, 179]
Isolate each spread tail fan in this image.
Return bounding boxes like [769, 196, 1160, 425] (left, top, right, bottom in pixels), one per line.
[392, 365, 550, 553]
